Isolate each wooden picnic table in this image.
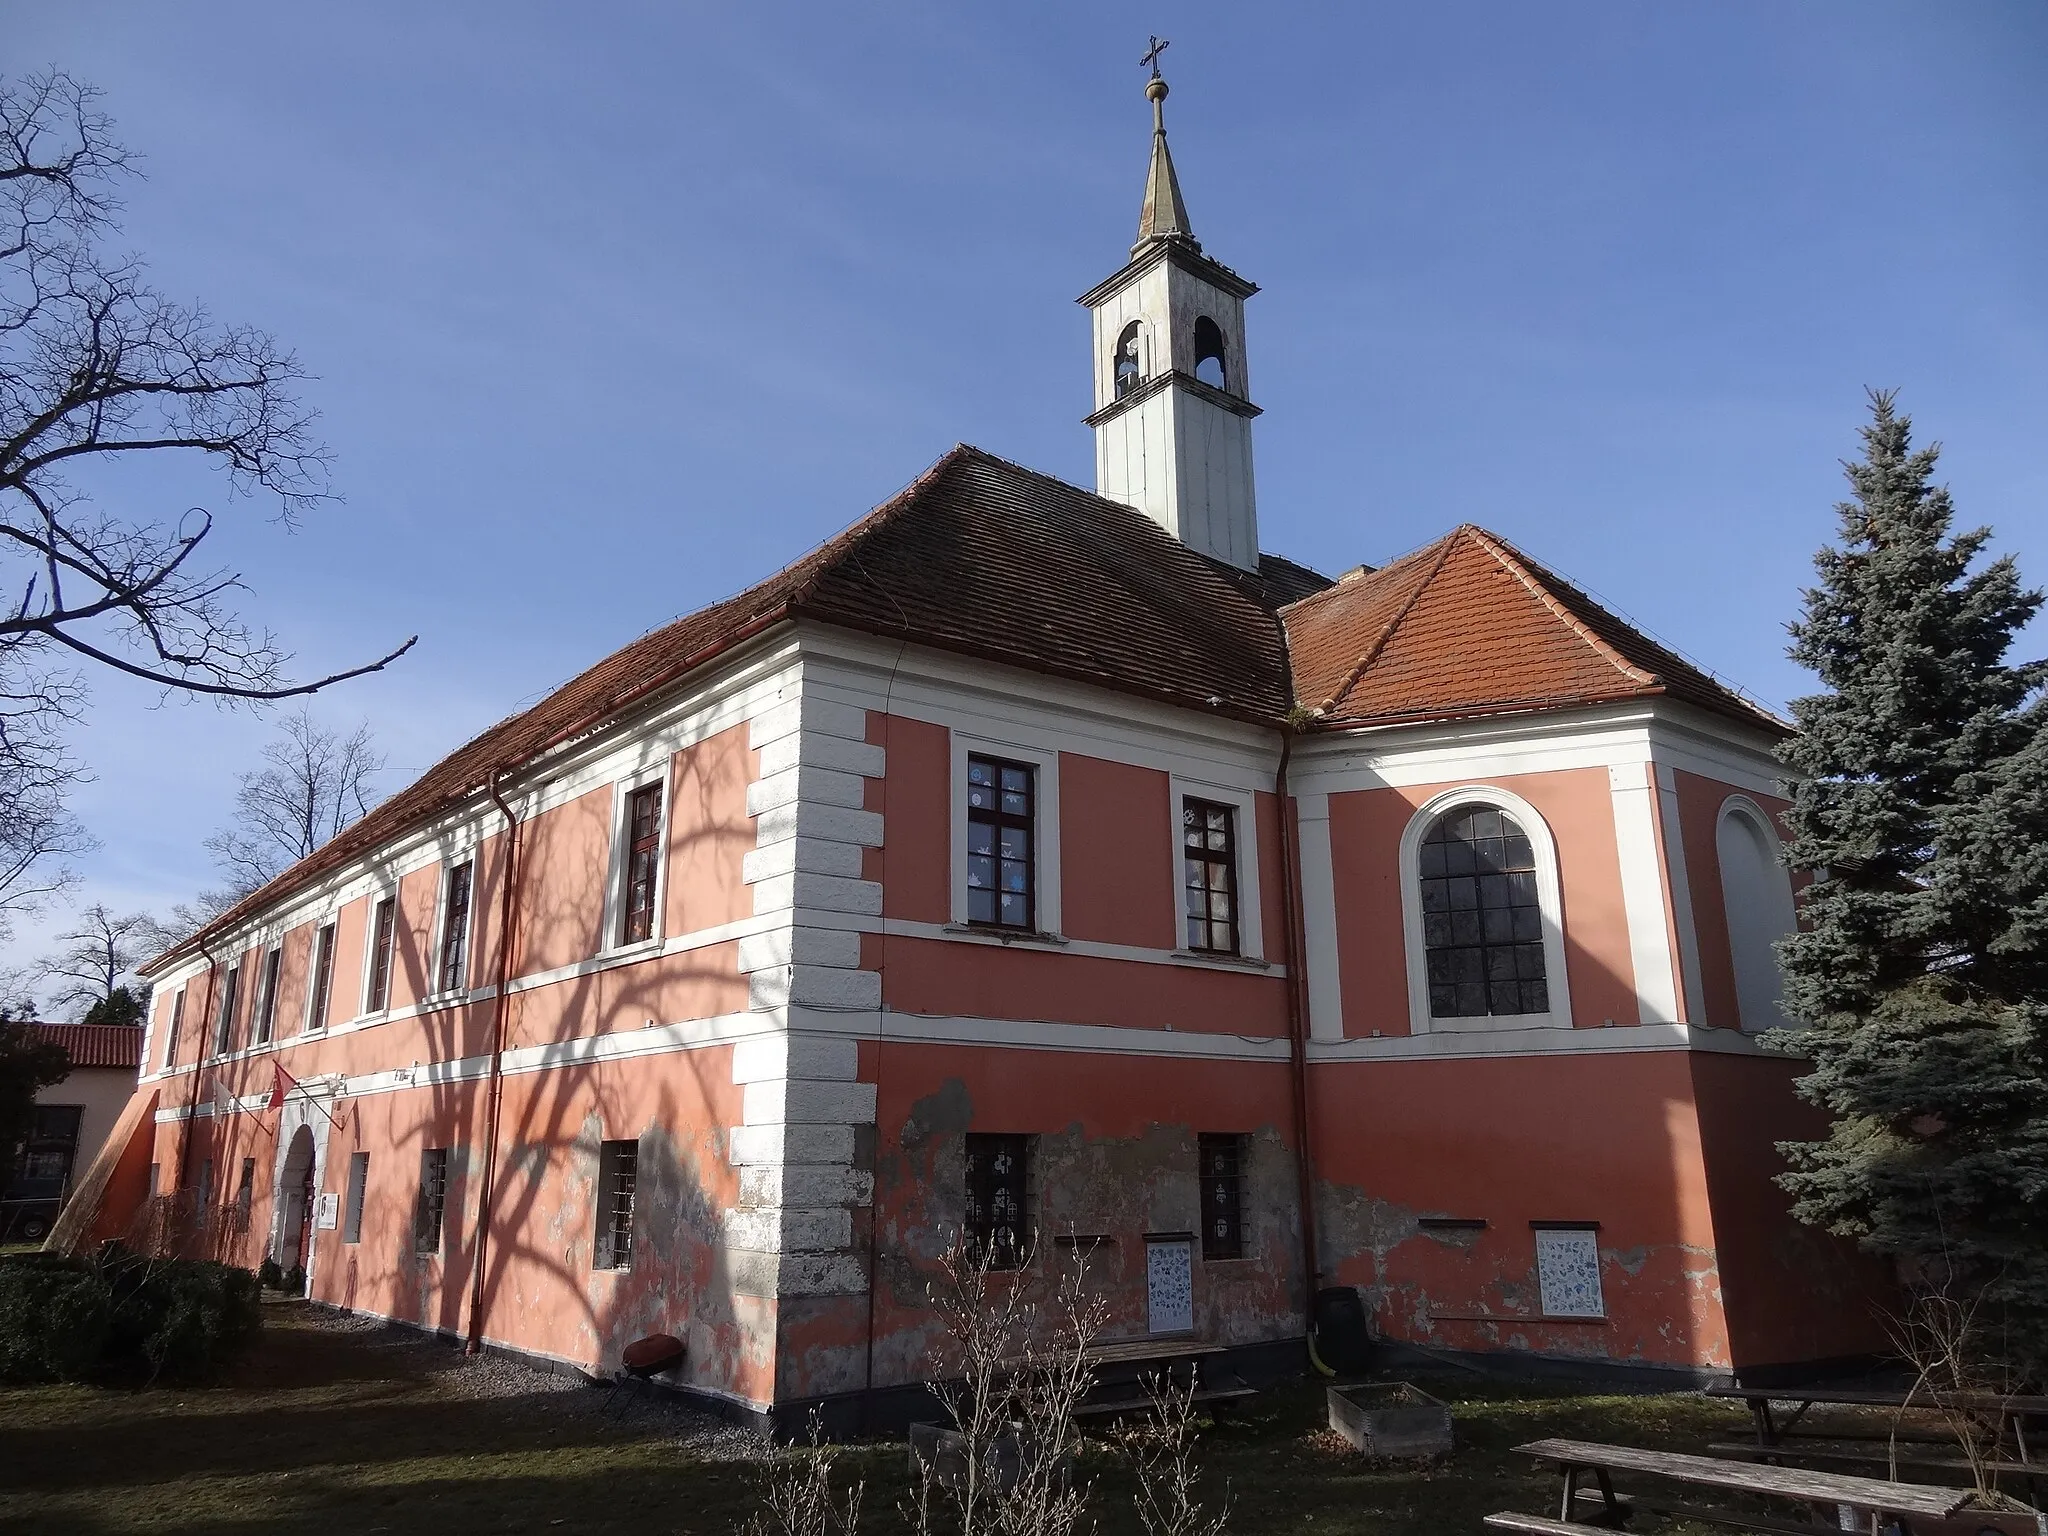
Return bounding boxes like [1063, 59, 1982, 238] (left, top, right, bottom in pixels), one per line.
[1705, 1384, 2048, 1461]
[1513, 1436, 1967, 1535]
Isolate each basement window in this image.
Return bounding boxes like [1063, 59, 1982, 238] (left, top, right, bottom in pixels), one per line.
[594, 1139, 639, 1271]
[415, 1148, 449, 1255]
[964, 1132, 1031, 1270]
[1198, 1133, 1246, 1260]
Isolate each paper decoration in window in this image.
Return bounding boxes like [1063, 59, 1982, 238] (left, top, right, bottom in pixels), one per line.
[1534, 1227, 1604, 1318]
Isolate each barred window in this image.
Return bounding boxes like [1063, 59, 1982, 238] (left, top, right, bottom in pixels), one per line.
[366, 897, 397, 1012]
[1182, 799, 1239, 954]
[620, 784, 663, 946]
[440, 861, 474, 993]
[415, 1147, 449, 1254]
[1419, 805, 1547, 1018]
[966, 756, 1035, 930]
[594, 1139, 639, 1271]
[343, 1151, 369, 1245]
[1198, 1133, 1246, 1260]
[964, 1132, 1030, 1270]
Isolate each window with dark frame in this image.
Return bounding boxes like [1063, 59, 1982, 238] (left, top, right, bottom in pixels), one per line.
[307, 923, 337, 1033]
[1198, 1133, 1247, 1260]
[963, 1132, 1030, 1270]
[234, 1157, 256, 1231]
[367, 897, 397, 1012]
[966, 756, 1035, 930]
[1182, 799, 1240, 954]
[619, 783, 663, 946]
[593, 1139, 639, 1271]
[212, 963, 242, 1057]
[1419, 804, 1548, 1018]
[343, 1151, 369, 1244]
[10, 1105, 83, 1201]
[440, 860, 474, 993]
[414, 1147, 449, 1254]
[253, 947, 282, 1045]
[163, 988, 185, 1067]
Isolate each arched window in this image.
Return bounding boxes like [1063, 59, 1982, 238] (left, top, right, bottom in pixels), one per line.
[1418, 805, 1547, 1018]
[1399, 786, 1571, 1032]
[1114, 321, 1144, 399]
[1716, 798, 1797, 1032]
[1192, 315, 1227, 390]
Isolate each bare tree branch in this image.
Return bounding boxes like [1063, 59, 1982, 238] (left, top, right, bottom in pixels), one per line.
[205, 708, 386, 899]
[31, 901, 154, 1017]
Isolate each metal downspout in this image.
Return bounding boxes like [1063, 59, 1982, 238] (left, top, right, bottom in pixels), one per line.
[466, 768, 524, 1355]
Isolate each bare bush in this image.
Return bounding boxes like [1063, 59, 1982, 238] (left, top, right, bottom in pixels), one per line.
[1117, 1368, 1231, 1536]
[1883, 1273, 2033, 1508]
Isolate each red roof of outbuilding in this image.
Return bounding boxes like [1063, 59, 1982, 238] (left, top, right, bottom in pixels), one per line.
[30, 1022, 144, 1071]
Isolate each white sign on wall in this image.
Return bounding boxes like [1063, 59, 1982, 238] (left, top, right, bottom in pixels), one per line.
[1146, 1238, 1195, 1335]
[1534, 1227, 1605, 1318]
[315, 1193, 340, 1231]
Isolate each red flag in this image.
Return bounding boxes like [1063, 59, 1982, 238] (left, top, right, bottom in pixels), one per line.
[266, 1060, 296, 1112]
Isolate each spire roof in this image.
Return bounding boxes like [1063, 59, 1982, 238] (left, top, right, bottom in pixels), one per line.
[1135, 71, 1198, 254]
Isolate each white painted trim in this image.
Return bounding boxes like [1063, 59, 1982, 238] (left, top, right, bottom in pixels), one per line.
[1167, 774, 1265, 961]
[250, 944, 284, 1047]
[1655, 765, 1707, 1024]
[601, 762, 673, 954]
[210, 958, 243, 1059]
[1397, 785, 1574, 1035]
[427, 857, 477, 1002]
[1714, 794, 1799, 1034]
[1607, 761, 1681, 1025]
[1307, 1018, 1784, 1063]
[1294, 793, 1345, 1042]
[950, 730, 1063, 936]
[354, 885, 399, 1022]
[303, 920, 339, 1037]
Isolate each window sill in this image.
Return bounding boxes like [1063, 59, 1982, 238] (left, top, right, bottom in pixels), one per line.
[942, 925, 1069, 948]
[1428, 1309, 1609, 1326]
[601, 936, 664, 963]
[1170, 949, 1271, 971]
[1421, 1011, 1560, 1034]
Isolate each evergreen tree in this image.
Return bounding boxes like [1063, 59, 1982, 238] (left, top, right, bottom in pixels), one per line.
[1778, 391, 2048, 1362]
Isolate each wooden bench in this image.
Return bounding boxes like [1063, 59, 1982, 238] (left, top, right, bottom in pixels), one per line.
[1516, 1436, 1967, 1534]
[1486, 1512, 1624, 1536]
[1072, 1338, 1249, 1420]
[1706, 1384, 2048, 1461]
[1710, 1440, 2048, 1485]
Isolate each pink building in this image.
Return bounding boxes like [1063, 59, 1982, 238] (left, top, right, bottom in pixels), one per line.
[66, 71, 1883, 1427]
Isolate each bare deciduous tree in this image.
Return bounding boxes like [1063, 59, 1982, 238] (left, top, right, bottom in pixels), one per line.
[31, 900, 154, 1018]
[204, 708, 384, 898]
[0, 69, 415, 915]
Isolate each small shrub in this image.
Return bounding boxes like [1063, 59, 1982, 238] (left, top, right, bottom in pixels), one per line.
[258, 1258, 284, 1292]
[0, 1246, 261, 1384]
[282, 1265, 306, 1297]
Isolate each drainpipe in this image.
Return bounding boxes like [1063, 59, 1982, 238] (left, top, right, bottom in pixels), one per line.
[1273, 724, 1326, 1342]
[466, 768, 524, 1354]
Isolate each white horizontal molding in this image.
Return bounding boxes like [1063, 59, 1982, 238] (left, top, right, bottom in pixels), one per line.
[804, 912, 1289, 979]
[1308, 1021, 1785, 1063]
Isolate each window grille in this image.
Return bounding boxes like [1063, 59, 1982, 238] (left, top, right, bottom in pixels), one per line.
[343, 1152, 369, 1244]
[1419, 805, 1547, 1017]
[620, 784, 663, 945]
[367, 897, 397, 1012]
[440, 861, 474, 993]
[212, 963, 241, 1057]
[1198, 1133, 1246, 1260]
[964, 1132, 1030, 1270]
[253, 948, 282, 1045]
[307, 924, 337, 1033]
[415, 1147, 449, 1254]
[1182, 799, 1240, 954]
[593, 1139, 639, 1270]
[966, 756, 1035, 930]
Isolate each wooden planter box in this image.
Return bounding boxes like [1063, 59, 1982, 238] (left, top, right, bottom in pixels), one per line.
[1326, 1382, 1454, 1460]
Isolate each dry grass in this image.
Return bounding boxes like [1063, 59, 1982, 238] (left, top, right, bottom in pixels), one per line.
[0, 1297, 1798, 1535]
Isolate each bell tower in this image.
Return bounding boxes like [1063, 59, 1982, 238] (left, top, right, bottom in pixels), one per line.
[1078, 42, 1261, 571]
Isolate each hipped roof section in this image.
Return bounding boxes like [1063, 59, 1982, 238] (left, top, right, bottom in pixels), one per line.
[1281, 524, 1787, 734]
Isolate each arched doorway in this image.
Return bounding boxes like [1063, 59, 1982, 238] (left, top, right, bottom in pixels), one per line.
[276, 1125, 316, 1286]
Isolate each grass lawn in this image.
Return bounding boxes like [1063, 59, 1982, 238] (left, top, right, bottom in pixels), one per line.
[0, 1298, 1782, 1535]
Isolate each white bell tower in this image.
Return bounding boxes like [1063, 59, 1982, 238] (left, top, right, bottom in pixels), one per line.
[1078, 46, 1261, 571]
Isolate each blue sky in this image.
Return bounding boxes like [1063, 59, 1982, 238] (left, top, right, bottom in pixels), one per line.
[7, 2, 2045, 982]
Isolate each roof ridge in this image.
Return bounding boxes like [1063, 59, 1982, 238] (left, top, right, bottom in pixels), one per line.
[1315, 529, 1464, 713]
[1463, 525, 1660, 690]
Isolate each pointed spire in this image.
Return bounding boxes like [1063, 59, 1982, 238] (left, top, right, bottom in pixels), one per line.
[1134, 45, 1199, 255]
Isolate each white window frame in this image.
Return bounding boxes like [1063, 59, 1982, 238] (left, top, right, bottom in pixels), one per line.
[1715, 795, 1798, 1033]
[601, 765, 671, 955]
[252, 945, 283, 1046]
[162, 985, 187, 1069]
[431, 856, 479, 999]
[950, 733, 1062, 937]
[358, 885, 400, 1018]
[303, 920, 339, 1035]
[1398, 784, 1573, 1034]
[211, 961, 242, 1058]
[1167, 776, 1265, 961]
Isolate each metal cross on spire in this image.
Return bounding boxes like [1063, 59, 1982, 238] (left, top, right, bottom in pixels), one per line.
[1141, 36, 1170, 78]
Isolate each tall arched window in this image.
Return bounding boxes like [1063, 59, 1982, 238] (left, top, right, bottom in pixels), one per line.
[1716, 799, 1797, 1032]
[1192, 315, 1227, 390]
[1114, 321, 1144, 398]
[1418, 805, 1547, 1018]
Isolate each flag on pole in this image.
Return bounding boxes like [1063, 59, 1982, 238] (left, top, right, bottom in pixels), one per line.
[266, 1060, 297, 1112]
[213, 1077, 236, 1116]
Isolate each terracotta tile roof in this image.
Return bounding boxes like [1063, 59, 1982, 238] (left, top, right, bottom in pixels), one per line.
[30, 1022, 143, 1071]
[1281, 524, 1785, 733]
[150, 446, 1328, 972]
